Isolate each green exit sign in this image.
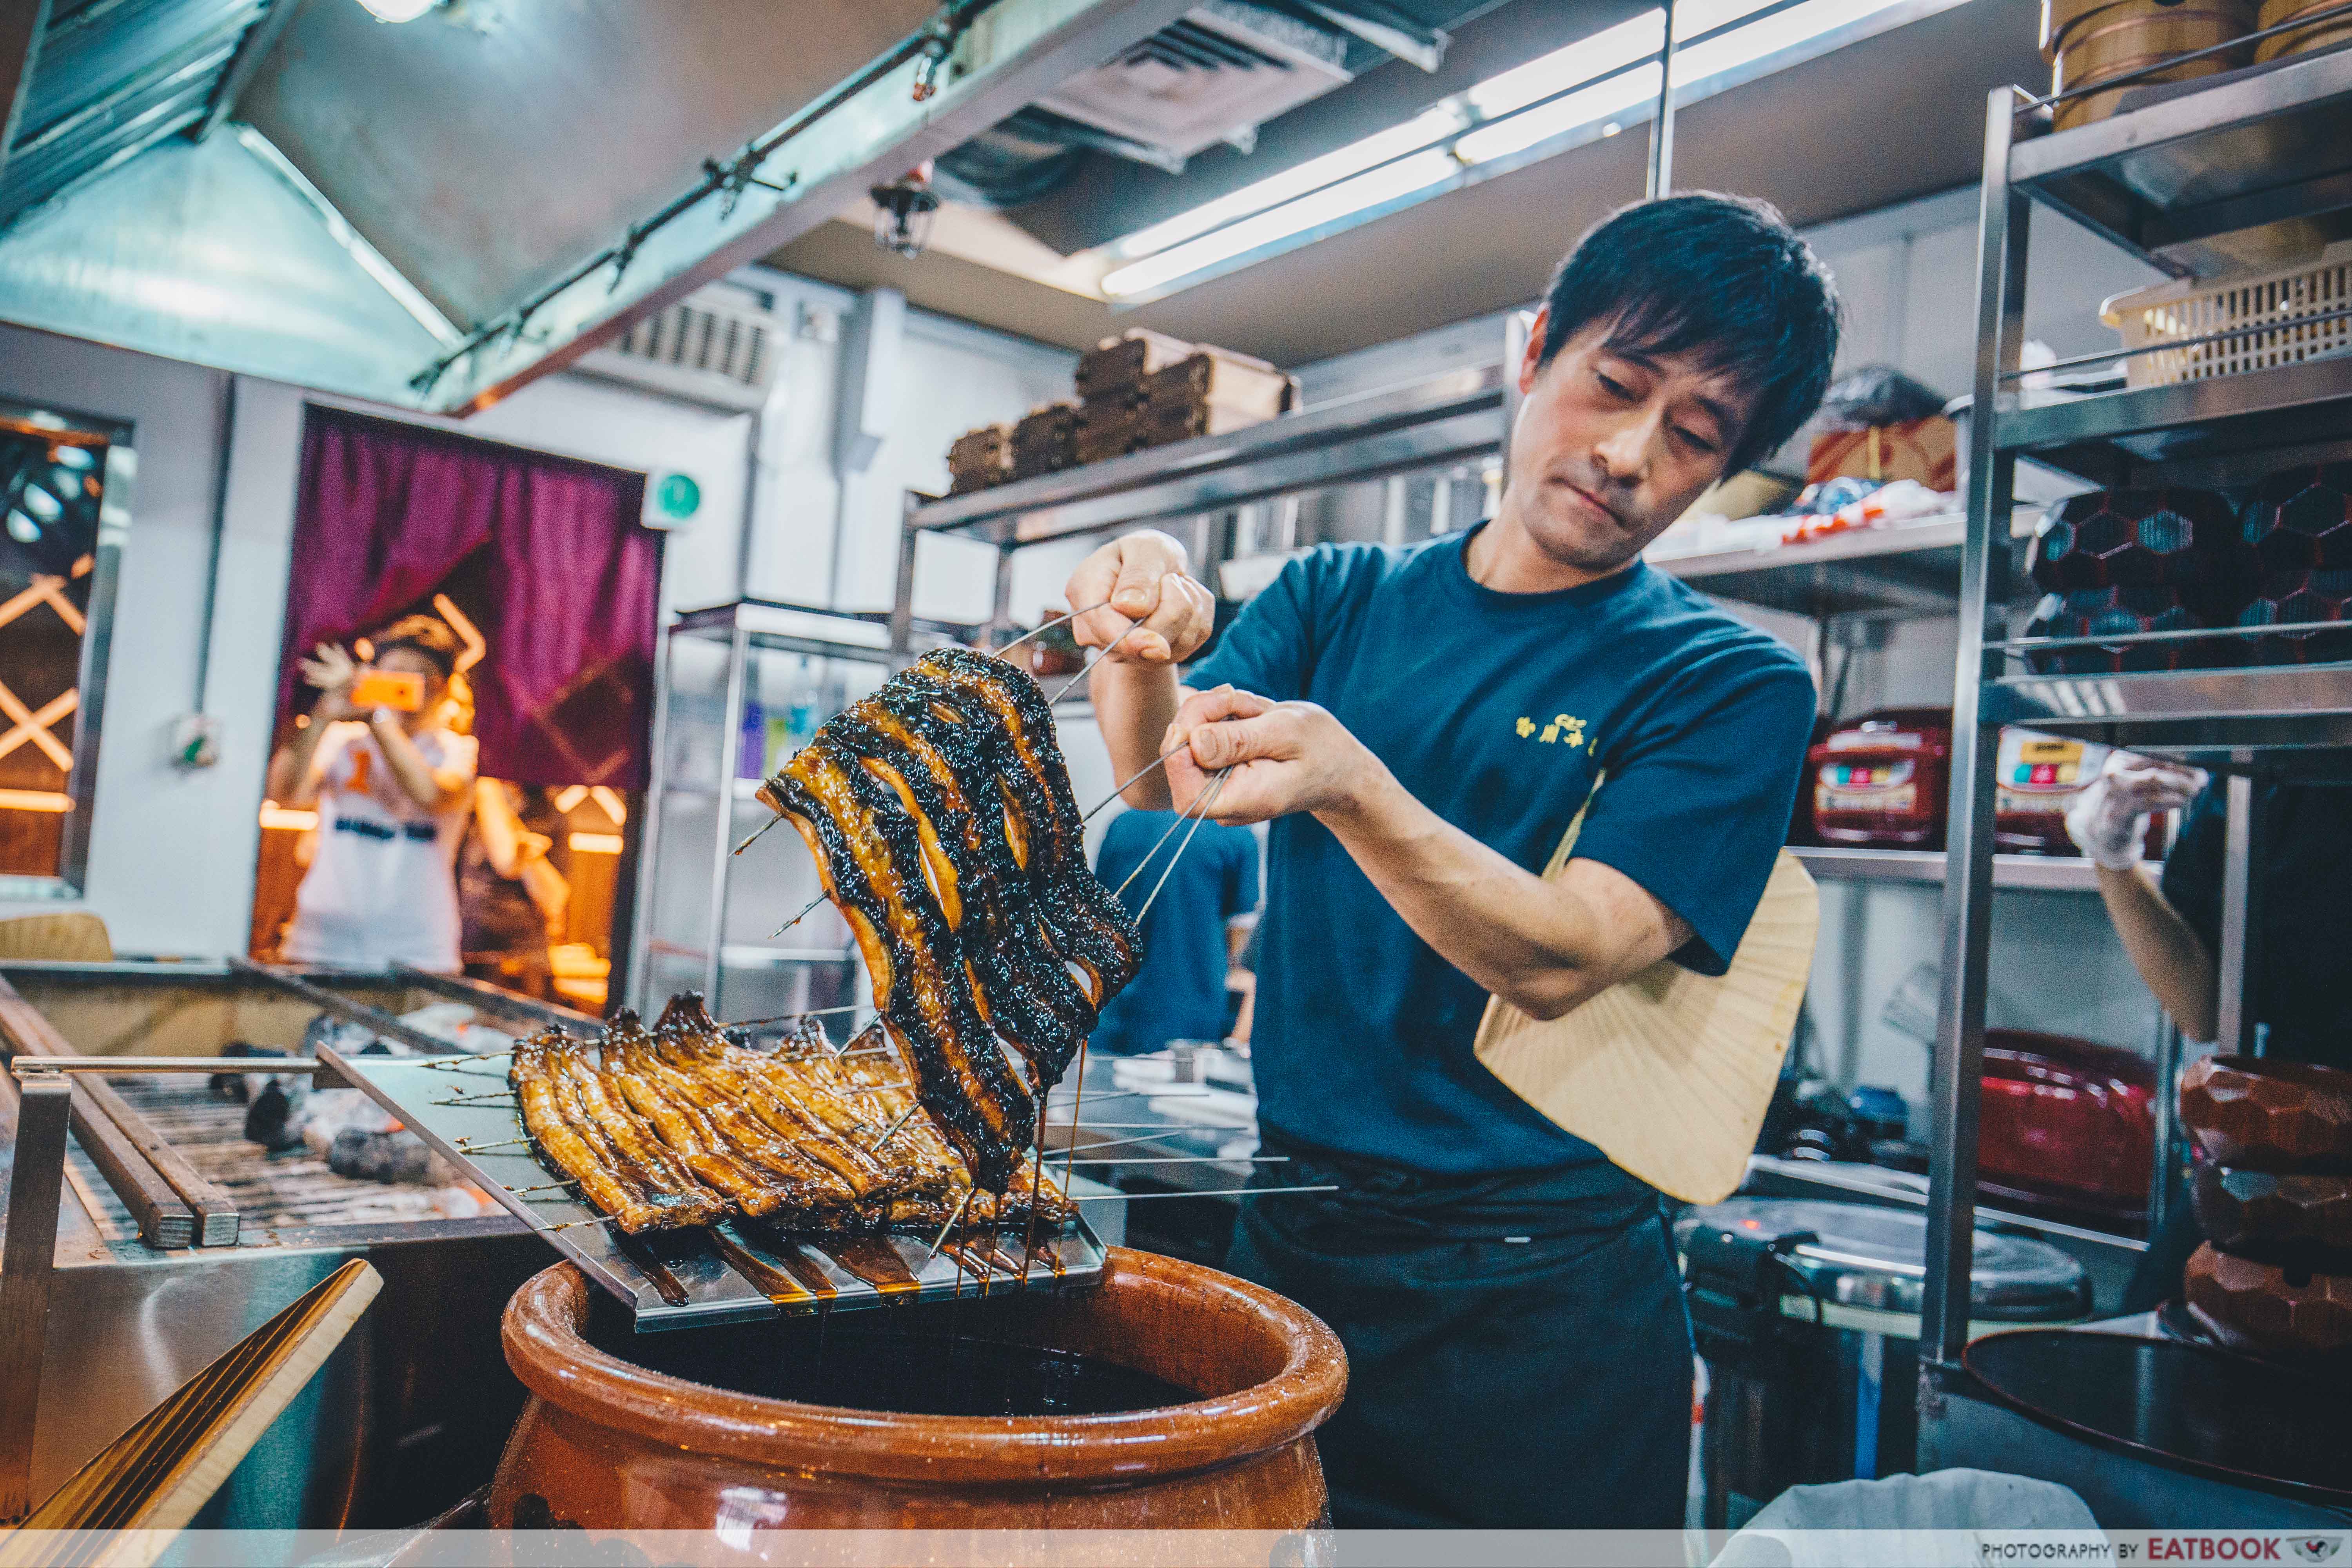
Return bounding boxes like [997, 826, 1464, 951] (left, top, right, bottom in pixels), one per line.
[652, 471, 701, 523]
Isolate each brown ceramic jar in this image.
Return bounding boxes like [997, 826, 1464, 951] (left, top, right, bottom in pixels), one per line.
[488, 1246, 1347, 1533]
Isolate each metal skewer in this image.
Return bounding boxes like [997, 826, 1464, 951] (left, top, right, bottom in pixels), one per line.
[430, 1090, 517, 1107]
[506, 1180, 581, 1196]
[923, 1188, 975, 1264]
[772, 892, 829, 937]
[1080, 752, 1174, 824]
[548, 1213, 625, 1232]
[456, 1135, 532, 1153]
[1047, 618, 1146, 707]
[723, 1004, 864, 1029]
[993, 600, 1108, 661]
[1064, 1155, 1287, 1167]
[733, 809, 787, 857]
[1111, 767, 1232, 900]
[1068, 1185, 1337, 1201]
[1129, 771, 1231, 926]
[871, 1102, 921, 1151]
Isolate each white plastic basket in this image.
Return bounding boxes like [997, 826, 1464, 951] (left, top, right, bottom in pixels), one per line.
[2101, 240, 2352, 388]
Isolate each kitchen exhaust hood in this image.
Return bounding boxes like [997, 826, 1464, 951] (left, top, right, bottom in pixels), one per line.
[0, 0, 1198, 413]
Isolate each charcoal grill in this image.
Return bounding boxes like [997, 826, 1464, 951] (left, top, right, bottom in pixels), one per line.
[0, 960, 559, 1530]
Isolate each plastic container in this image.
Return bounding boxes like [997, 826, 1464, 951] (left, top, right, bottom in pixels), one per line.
[2102, 239, 2352, 390]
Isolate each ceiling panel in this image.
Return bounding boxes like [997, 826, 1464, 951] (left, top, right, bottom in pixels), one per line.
[767, 0, 2048, 367]
[235, 0, 941, 328]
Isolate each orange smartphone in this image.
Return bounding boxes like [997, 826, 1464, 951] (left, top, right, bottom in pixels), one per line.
[348, 670, 426, 712]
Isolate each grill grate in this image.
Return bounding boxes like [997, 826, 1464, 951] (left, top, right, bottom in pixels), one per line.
[86, 1077, 493, 1240]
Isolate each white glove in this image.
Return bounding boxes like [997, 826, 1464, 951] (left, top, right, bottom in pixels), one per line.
[2064, 750, 2206, 870]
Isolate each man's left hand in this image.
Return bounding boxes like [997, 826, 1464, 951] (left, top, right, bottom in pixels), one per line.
[1163, 685, 1386, 825]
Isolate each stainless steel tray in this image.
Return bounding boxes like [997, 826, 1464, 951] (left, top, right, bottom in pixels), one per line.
[326, 1045, 1107, 1332]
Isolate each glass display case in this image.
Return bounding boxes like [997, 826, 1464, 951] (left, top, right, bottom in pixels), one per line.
[624, 599, 976, 1024]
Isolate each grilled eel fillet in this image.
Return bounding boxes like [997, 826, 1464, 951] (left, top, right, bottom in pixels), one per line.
[761, 650, 1141, 1191]
[645, 998, 1071, 1231]
[511, 1029, 730, 1234]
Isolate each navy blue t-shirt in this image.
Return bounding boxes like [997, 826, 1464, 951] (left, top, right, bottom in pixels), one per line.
[1185, 526, 1816, 1178]
[1090, 810, 1259, 1055]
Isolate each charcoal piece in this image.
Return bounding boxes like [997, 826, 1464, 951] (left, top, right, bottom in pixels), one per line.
[210, 1041, 285, 1102]
[1010, 404, 1077, 481]
[244, 1078, 310, 1151]
[328, 1126, 437, 1184]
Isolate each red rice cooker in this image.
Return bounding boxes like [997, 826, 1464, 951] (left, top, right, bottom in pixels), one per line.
[1807, 709, 1951, 849]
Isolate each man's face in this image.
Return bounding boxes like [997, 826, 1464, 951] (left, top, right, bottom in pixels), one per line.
[1503, 307, 1757, 574]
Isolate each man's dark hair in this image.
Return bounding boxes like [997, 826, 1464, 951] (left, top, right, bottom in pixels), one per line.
[1539, 192, 1840, 474]
[372, 614, 461, 679]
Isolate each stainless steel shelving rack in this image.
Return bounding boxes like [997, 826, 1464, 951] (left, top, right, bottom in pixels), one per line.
[891, 369, 1510, 652]
[1922, 53, 2352, 1434]
[626, 599, 976, 1014]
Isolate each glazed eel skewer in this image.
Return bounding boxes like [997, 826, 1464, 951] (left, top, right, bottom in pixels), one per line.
[756, 650, 1142, 1193]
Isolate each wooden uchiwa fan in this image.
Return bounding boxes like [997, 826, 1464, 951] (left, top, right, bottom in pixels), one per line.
[1474, 780, 1819, 1205]
[0, 1259, 381, 1568]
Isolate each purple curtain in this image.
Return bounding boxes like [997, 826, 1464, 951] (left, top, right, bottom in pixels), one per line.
[278, 407, 660, 788]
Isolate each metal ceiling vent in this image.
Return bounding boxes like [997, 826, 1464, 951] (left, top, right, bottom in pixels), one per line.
[573, 280, 782, 412]
[1038, 2, 1352, 165]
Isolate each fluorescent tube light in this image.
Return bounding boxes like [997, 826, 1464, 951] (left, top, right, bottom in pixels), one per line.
[1102, 148, 1461, 299]
[1466, 11, 1664, 119]
[1112, 105, 1468, 263]
[1455, 64, 1664, 165]
[1105, 0, 1951, 299]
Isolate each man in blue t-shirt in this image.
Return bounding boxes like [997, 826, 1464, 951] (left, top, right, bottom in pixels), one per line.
[1090, 808, 1259, 1054]
[1063, 194, 1838, 1529]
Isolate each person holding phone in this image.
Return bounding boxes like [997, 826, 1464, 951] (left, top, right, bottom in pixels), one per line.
[266, 615, 478, 972]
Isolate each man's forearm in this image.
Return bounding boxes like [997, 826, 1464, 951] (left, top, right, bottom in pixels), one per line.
[1090, 659, 1185, 811]
[2096, 863, 2218, 1041]
[1317, 767, 1683, 1020]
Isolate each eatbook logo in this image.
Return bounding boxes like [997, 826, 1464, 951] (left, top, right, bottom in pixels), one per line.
[1516, 713, 1589, 748]
[2292, 1540, 2341, 1564]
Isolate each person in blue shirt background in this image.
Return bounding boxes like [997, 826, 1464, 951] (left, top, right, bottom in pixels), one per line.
[1090, 809, 1259, 1056]
[1063, 194, 1839, 1529]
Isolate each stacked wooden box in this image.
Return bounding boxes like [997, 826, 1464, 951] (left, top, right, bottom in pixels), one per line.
[940, 328, 1300, 491]
[1010, 403, 1080, 481]
[1140, 346, 1297, 445]
[1073, 328, 1192, 465]
[946, 423, 1013, 494]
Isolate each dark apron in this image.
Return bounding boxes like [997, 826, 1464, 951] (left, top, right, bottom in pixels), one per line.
[1225, 1133, 1693, 1529]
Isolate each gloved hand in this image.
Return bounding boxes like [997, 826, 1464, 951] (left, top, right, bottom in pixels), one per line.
[2064, 750, 2206, 870]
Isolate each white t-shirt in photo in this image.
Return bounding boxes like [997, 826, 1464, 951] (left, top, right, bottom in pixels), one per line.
[281, 721, 479, 973]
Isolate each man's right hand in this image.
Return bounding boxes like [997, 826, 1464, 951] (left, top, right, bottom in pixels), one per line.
[1063, 530, 1216, 666]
